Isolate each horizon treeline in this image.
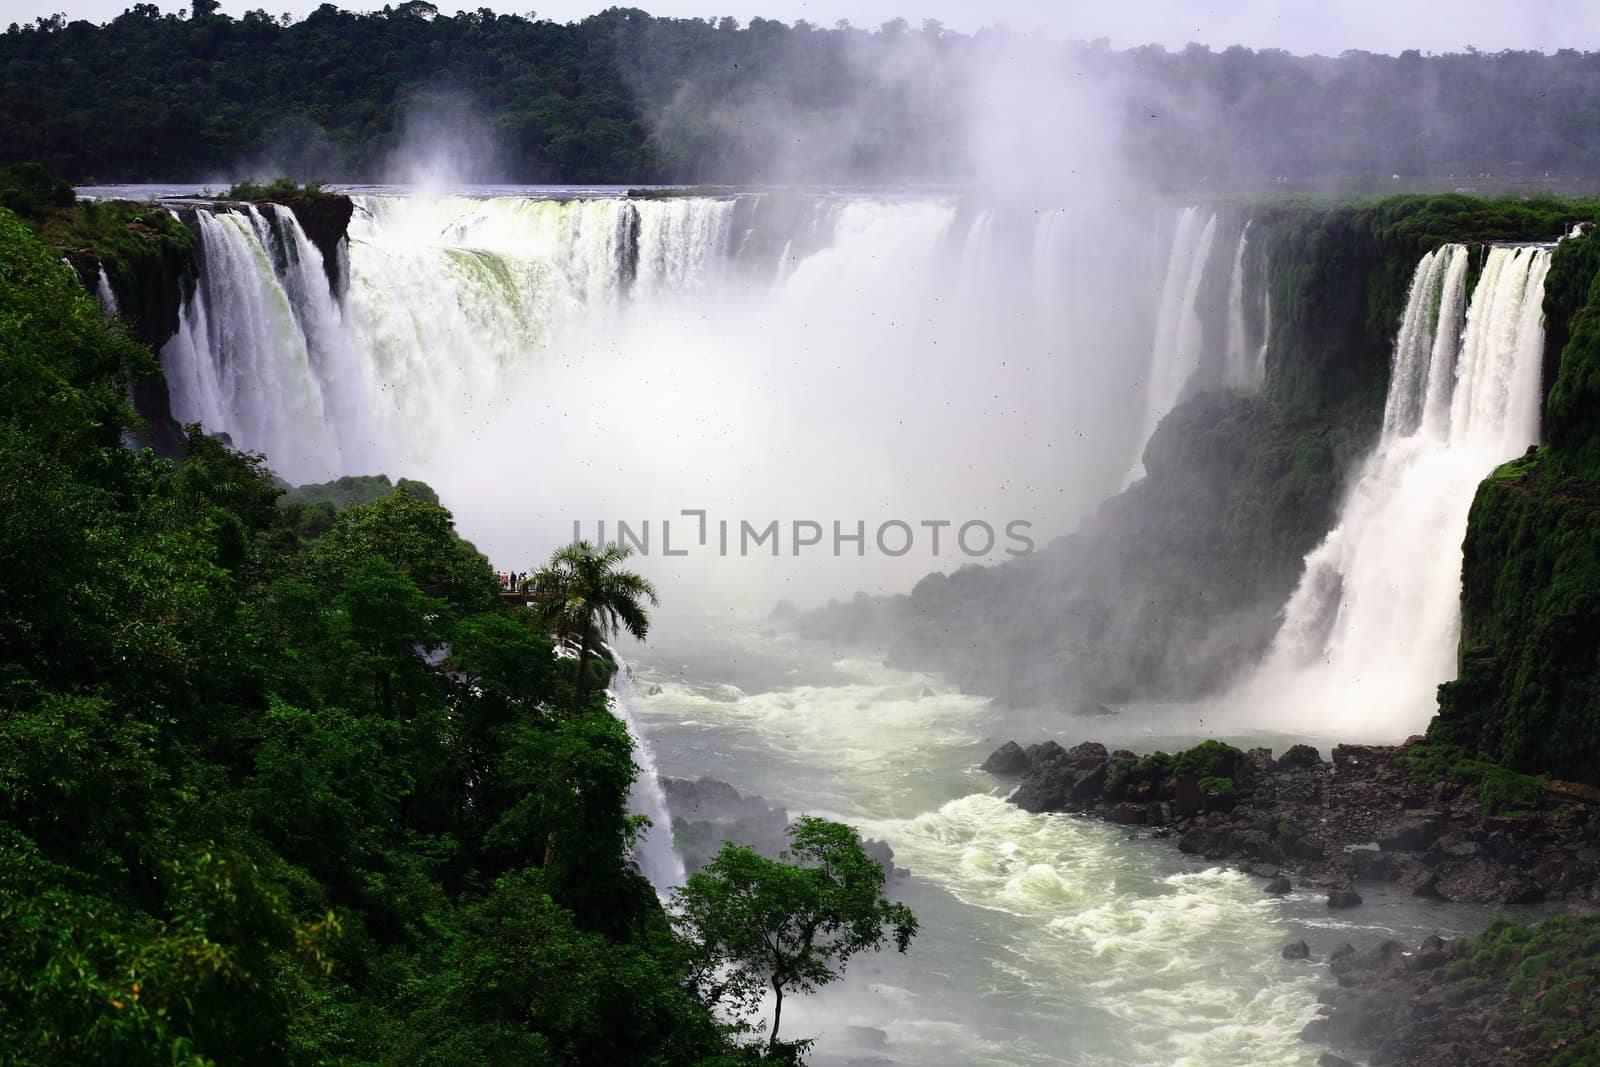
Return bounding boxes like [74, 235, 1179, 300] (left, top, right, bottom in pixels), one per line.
[3, 4, 1600, 185]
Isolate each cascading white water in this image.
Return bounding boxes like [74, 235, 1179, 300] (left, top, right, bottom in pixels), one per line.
[163, 207, 341, 481]
[1241, 243, 1551, 736]
[95, 265, 118, 315]
[1125, 206, 1219, 485]
[1223, 220, 1256, 389]
[160, 192, 1200, 605]
[607, 669, 686, 893]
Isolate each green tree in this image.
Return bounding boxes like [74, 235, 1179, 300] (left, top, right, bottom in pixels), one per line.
[672, 816, 918, 1054]
[530, 540, 658, 712]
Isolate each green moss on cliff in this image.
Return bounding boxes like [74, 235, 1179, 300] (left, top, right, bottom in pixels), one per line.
[1449, 916, 1600, 1064]
[30, 196, 197, 350]
[1430, 231, 1600, 784]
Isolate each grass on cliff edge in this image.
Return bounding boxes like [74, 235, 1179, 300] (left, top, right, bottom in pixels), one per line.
[219, 177, 330, 200]
[1397, 742, 1548, 816]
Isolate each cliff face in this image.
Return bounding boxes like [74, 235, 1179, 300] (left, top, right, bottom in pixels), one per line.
[49, 201, 198, 456]
[797, 196, 1598, 710]
[280, 195, 354, 295]
[78, 194, 354, 456]
[1432, 232, 1600, 784]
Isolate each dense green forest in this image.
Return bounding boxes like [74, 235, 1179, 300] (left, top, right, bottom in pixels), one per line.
[3, 4, 1600, 184]
[0, 203, 765, 1063]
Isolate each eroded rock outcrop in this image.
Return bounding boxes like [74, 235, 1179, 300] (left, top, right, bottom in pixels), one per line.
[984, 736, 1600, 907]
[660, 775, 905, 879]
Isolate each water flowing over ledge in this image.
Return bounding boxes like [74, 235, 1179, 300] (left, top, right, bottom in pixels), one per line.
[1238, 243, 1552, 737]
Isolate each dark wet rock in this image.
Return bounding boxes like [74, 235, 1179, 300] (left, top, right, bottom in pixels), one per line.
[998, 734, 1600, 908]
[1282, 939, 1311, 960]
[1300, 927, 1598, 1067]
[1276, 744, 1324, 771]
[981, 741, 1031, 776]
[661, 776, 907, 880]
[646, 683, 663, 696]
[1104, 802, 1145, 825]
[844, 1026, 888, 1049]
[1010, 742, 1109, 813]
[1379, 811, 1447, 852]
[1173, 778, 1205, 816]
[1285, 834, 1327, 861]
[1346, 845, 1401, 881]
[1398, 860, 1441, 897]
[282, 195, 354, 293]
[1326, 887, 1363, 908]
[862, 838, 899, 877]
[1263, 876, 1292, 895]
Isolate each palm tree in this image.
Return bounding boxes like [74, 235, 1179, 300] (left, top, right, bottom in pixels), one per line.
[530, 540, 659, 713]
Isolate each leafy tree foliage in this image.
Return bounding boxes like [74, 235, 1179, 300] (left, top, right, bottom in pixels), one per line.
[531, 539, 659, 711]
[4, 7, 1600, 184]
[0, 204, 750, 1063]
[673, 816, 918, 1054]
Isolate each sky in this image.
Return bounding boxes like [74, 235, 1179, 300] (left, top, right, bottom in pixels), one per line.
[2, 0, 1596, 54]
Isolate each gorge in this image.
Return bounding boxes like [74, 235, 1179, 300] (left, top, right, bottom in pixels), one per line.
[48, 181, 1600, 1062]
[7, 4, 1600, 1062]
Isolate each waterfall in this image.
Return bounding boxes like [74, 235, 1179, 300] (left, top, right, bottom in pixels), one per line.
[155, 191, 1188, 599]
[1247, 243, 1551, 735]
[95, 265, 118, 315]
[608, 668, 686, 894]
[1255, 277, 1271, 384]
[1222, 220, 1254, 389]
[1125, 206, 1218, 485]
[163, 207, 341, 482]
[634, 197, 735, 296]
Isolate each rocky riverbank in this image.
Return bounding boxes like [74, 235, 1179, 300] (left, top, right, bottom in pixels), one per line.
[986, 735, 1600, 1065]
[983, 736, 1600, 907]
[660, 774, 905, 879]
[1303, 916, 1600, 1066]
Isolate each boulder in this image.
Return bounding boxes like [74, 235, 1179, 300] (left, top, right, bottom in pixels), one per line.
[1327, 887, 1364, 908]
[1263, 876, 1293, 895]
[981, 741, 1031, 776]
[1282, 939, 1311, 960]
[1378, 811, 1446, 852]
[1105, 802, 1146, 825]
[1285, 833, 1327, 861]
[1009, 741, 1110, 811]
[1398, 860, 1440, 897]
[1174, 778, 1205, 816]
[1275, 744, 1324, 771]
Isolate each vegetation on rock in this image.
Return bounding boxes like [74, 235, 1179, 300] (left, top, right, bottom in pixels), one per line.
[801, 196, 1599, 711]
[2, 205, 795, 1063]
[1430, 228, 1600, 785]
[221, 177, 329, 200]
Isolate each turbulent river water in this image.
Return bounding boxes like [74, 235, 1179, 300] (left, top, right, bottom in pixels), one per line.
[622, 614, 1534, 1067]
[85, 184, 1556, 1064]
